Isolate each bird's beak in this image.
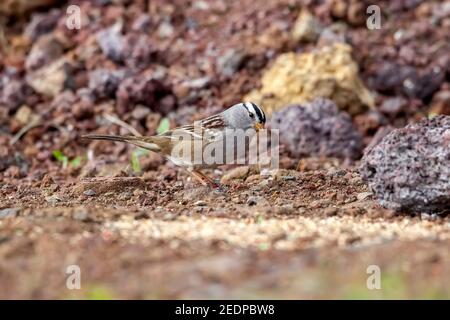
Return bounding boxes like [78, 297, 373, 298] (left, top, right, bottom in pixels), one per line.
[254, 123, 264, 132]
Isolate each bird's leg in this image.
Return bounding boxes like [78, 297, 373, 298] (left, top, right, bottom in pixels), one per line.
[189, 169, 220, 189]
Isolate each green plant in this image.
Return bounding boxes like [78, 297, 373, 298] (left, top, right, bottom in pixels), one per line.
[131, 148, 150, 174]
[52, 150, 83, 169]
[156, 117, 170, 134]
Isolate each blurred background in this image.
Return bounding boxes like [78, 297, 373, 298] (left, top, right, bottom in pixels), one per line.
[0, 0, 449, 174]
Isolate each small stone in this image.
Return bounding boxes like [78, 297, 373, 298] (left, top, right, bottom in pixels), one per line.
[25, 34, 63, 71]
[0, 208, 19, 219]
[275, 204, 294, 215]
[217, 48, 246, 77]
[194, 200, 207, 206]
[14, 105, 36, 126]
[0, 79, 29, 111]
[291, 9, 322, 43]
[246, 196, 260, 206]
[97, 22, 126, 62]
[73, 209, 89, 221]
[324, 207, 339, 217]
[88, 68, 126, 100]
[131, 105, 151, 120]
[132, 14, 151, 31]
[45, 195, 61, 205]
[24, 8, 60, 40]
[83, 189, 96, 197]
[357, 192, 373, 201]
[158, 21, 174, 38]
[220, 166, 250, 183]
[26, 57, 73, 97]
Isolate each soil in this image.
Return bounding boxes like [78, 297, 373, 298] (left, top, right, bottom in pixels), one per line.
[0, 0, 449, 299]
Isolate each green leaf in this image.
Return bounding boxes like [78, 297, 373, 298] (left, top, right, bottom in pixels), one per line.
[131, 150, 141, 173]
[70, 156, 82, 167]
[52, 150, 68, 169]
[52, 150, 65, 162]
[130, 148, 149, 174]
[156, 117, 170, 134]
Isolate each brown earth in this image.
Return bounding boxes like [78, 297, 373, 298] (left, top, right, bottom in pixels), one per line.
[1, 161, 449, 299]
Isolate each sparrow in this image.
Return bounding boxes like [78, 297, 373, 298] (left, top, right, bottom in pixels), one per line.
[82, 102, 266, 188]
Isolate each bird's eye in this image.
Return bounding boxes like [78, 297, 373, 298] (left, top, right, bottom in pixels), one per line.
[249, 113, 254, 118]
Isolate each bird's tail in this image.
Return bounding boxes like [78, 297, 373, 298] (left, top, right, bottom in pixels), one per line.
[82, 134, 161, 152]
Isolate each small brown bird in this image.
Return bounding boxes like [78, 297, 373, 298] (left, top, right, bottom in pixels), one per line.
[83, 102, 266, 188]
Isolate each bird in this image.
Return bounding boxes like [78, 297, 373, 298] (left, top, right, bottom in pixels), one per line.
[82, 102, 266, 188]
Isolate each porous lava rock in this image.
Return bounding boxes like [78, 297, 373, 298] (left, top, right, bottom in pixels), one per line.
[269, 98, 363, 159]
[360, 116, 450, 213]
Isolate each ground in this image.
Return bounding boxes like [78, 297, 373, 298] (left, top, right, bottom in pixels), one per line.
[1, 162, 449, 299]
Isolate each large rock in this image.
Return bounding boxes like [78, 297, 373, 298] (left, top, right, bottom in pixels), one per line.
[360, 116, 450, 213]
[244, 43, 374, 116]
[269, 98, 363, 160]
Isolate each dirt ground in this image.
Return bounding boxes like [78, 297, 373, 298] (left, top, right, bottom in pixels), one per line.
[0, 0, 449, 299]
[1, 161, 449, 299]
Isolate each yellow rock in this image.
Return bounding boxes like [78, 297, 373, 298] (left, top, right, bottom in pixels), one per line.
[244, 43, 374, 116]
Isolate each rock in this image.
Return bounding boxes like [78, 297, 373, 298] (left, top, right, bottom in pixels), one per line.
[357, 192, 373, 201]
[220, 166, 250, 184]
[45, 195, 61, 205]
[369, 63, 445, 101]
[25, 34, 64, 71]
[359, 116, 450, 213]
[270, 98, 363, 159]
[88, 68, 126, 100]
[0, 0, 57, 16]
[24, 8, 60, 40]
[246, 196, 261, 206]
[14, 105, 39, 126]
[330, 0, 369, 26]
[73, 208, 89, 221]
[124, 34, 158, 69]
[0, 208, 19, 219]
[132, 14, 151, 32]
[116, 74, 175, 115]
[291, 9, 322, 43]
[131, 105, 150, 120]
[0, 79, 29, 111]
[83, 189, 97, 197]
[244, 43, 374, 116]
[97, 22, 127, 63]
[26, 57, 73, 97]
[217, 48, 246, 77]
[157, 21, 175, 38]
[379, 97, 408, 117]
[429, 90, 450, 115]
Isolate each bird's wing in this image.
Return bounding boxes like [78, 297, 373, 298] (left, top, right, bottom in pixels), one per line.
[160, 120, 225, 143]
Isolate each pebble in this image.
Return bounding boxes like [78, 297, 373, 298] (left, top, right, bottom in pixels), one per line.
[0, 208, 20, 219]
[73, 209, 89, 221]
[357, 192, 373, 201]
[83, 189, 96, 197]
